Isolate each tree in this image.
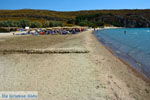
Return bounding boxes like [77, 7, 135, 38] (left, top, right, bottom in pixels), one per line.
[52, 21, 63, 27]
[43, 21, 50, 28]
[30, 22, 42, 28]
[19, 20, 30, 28]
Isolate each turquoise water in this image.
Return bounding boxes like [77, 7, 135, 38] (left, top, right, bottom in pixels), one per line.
[95, 28, 150, 78]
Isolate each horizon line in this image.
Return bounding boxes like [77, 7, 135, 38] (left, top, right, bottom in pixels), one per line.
[0, 8, 150, 12]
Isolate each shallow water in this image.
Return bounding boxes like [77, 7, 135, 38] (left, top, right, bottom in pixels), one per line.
[95, 28, 150, 78]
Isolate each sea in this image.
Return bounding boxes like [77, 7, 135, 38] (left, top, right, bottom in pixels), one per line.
[94, 28, 150, 78]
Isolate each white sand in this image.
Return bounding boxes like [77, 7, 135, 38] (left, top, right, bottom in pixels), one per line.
[0, 32, 13, 39]
[0, 30, 149, 100]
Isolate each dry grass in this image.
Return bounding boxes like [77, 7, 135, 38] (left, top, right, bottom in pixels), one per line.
[0, 35, 73, 50]
[0, 48, 89, 54]
[0, 34, 89, 54]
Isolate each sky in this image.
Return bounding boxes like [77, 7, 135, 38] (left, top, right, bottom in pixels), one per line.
[0, 0, 150, 11]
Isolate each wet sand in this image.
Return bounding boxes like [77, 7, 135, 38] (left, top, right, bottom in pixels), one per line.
[0, 31, 150, 100]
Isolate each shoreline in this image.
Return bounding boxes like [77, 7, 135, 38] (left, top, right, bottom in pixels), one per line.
[84, 30, 150, 99]
[93, 28, 150, 81]
[93, 32, 150, 82]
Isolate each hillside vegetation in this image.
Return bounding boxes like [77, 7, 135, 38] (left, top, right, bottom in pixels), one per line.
[0, 9, 150, 28]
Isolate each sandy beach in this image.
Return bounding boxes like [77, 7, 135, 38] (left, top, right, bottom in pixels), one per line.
[0, 30, 150, 100]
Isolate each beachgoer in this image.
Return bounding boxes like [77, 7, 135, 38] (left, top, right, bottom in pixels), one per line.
[124, 31, 127, 34]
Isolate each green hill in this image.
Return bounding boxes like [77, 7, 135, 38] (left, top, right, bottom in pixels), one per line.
[0, 9, 150, 28]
